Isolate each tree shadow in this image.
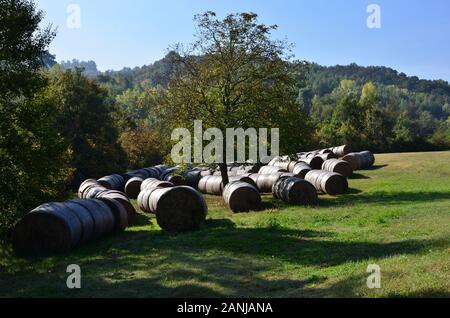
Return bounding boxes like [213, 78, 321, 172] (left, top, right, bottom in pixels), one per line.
[348, 173, 370, 179]
[318, 190, 450, 207]
[2, 219, 448, 297]
[363, 164, 388, 170]
[130, 212, 153, 227]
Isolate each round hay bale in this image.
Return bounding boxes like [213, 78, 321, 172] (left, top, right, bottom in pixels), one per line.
[258, 165, 288, 175]
[63, 201, 95, 242]
[143, 167, 160, 179]
[82, 184, 107, 199]
[13, 202, 85, 256]
[330, 145, 351, 157]
[95, 190, 136, 222]
[272, 176, 318, 205]
[359, 150, 375, 168]
[317, 153, 337, 161]
[292, 162, 312, 178]
[78, 179, 99, 198]
[163, 174, 186, 186]
[96, 197, 128, 231]
[154, 164, 170, 177]
[322, 159, 353, 177]
[140, 178, 173, 191]
[342, 153, 361, 170]
[299, 156, 324, 170]
[125, 176, 144, 199]
[137, 187, 160, 213]
[152, 186, 208, 231]
[198, 175, 223, 195]
[305, 170, 348, 195]
[222, 181, 261, 212]
[228, 175, 257, 188]
[71, 199, 115, 238]
[318, 149, 333, 155]
[97, 174, 125, 191]
[184, 170, 202, 188]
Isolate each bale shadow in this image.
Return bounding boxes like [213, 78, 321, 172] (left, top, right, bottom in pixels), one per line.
[318, 190, 450, 207]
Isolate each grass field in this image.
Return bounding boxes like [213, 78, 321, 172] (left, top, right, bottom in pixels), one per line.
[1, 151, 449, 298]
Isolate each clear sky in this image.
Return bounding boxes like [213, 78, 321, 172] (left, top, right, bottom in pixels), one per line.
[35, 0, 450, 81]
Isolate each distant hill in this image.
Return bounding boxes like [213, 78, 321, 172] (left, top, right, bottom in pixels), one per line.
[308, 63, 450, 97]
[60, 59, 99, 77]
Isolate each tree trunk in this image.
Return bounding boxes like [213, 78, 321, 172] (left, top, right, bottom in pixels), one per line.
[219, 127, 229, 186]
[219, 163, 229, 186]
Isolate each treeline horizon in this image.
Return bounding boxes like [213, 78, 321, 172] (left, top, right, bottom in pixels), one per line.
[55, 53, 450, 155]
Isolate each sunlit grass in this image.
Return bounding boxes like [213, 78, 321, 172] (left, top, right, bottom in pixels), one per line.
[1, 151, 449, 297]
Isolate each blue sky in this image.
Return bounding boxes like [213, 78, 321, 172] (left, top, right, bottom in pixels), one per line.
[36, 0, 450, 81]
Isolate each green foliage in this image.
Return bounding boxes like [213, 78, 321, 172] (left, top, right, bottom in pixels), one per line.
[118, 122, 163, 169]
[48, 67, 127, 187]
[162, 11, 311, 159]
[312, 76, 450, 151]
[0, 0, 70, 238]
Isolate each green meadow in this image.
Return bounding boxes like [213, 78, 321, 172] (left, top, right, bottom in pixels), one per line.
[1, 151, 449, 297]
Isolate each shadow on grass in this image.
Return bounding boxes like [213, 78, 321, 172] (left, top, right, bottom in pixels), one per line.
[1, 218, 448, 297]
[364, 164, 389, 170]
[348, 173, 370, 180]
[319, 190, 450, 207]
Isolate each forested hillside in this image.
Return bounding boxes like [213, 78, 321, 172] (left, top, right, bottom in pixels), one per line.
[69, 54, 449, 153]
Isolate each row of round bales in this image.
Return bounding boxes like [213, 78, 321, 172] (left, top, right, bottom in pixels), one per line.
[13, 197, 129, 256]
[137, 179, 208, 231]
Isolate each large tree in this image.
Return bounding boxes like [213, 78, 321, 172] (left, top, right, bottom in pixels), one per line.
[0, 0, 70, 238]
[162, 11, 311, 183]
[48, 67, 127, 187]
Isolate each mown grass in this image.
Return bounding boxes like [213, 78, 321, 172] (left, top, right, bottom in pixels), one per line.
[1, 151, 449, 297]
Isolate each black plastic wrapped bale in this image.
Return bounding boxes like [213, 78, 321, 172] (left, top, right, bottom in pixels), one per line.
[222, 181, 261, 213]
[125, 176, 144, 199]
[304, 170, 348, 195]
[322, 159, 354, 177]
[272, 176, 318, 205]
